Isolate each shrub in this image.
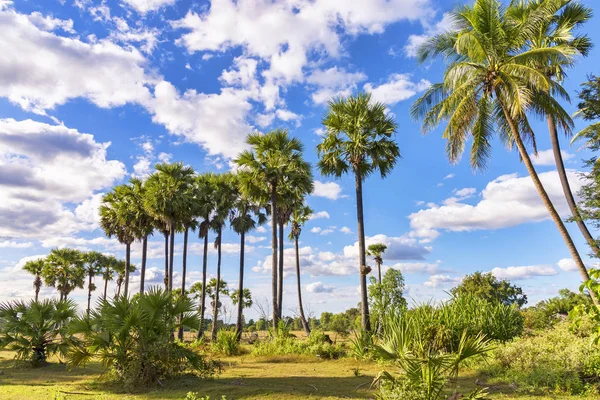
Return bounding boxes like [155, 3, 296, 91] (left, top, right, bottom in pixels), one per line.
[252, 327, 346, 359]
[212, 329, 240, 356]
[67, 287, 218, 387]
[480, 322, 600, 395]
[0, 299, 77, 366]
[349, 329, 375, 360]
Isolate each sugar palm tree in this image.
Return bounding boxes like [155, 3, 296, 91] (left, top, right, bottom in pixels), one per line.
[412, 0, 598, 306]
[194, 173, 216, 339]
[230, 174, 267, 340]
[210, 173, 237, 340]
[42, 248, 85, 301]
[99, 185, 136, 297]
[144, 163, 196, 291]
[509, 0, 598, 259]
[318, 92, 400, 331]
[113, 259, 136, 297]
[288, 203, 313, 335]
[83, 251, 105, 315]
[235, 130, 312, 329]
[22, 258, 46, 301]
[101, 256, 116, 300]
[129, 178, 155, 294]
[367, 243, 388, 284]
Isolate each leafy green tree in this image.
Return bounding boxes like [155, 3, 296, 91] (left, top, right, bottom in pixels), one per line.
[318, 92, 400, 331]
[330, 314, 350, 339]
[451, 271, 527, 308]
[0, 299, 77, 366]
[22, 258, 46, 301]
[83, 251, 106, 315]
[289, 203, 313, 335]
[43, 248, 85, 301]
[572, 74, 600, 145]
[369, 268, 407, 333]
[367, 243, 387, 284]
[412, 0, 598, 307]
[235, 129, 312, 329]
[320, 312, 333, 330]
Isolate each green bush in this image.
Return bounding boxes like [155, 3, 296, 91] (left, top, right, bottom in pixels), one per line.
[480, 322, 600, 395]
[252, 328, 346, 359]
[211, 329, 240, 356]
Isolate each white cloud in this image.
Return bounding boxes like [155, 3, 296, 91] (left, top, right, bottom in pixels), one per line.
[256, 226, 267, 233]
[122, 0, 177, 14]
[531, 149, 574, 166]
[344, 234, 431, 261]
[247, 235, 266, 244]
[312, 181, 343, 200]
[310, 227, 322, 234]
[405, 12, 457, 58]
[389, 261, 445, 275]
[340, 226, 352, 234]
[307, 67, 367, 105]
[557, 258, 578, 272]
[27, 11, 74, 33]
[410, 170, 586, 241]
[490, 265, 558, 280]
[424, 274, 461, 288]
[0, 240, 33, 248]
[306, 281, 335, 293]
[444, 173, 455, 180]
[364, 73, 431, 105]
[309, 211, 330, 220]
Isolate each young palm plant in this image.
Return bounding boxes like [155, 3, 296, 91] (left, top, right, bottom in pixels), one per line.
[289, 202, 313, 336]
[318, 92, 400, 331]
[367, 243, 387, 284]
[412, 0, 599, 306]
[22, 257, 46, 301]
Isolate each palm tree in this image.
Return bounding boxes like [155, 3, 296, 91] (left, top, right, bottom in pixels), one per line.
[412, 0, 599, 307]
[230, 288, 253, 332]
[113, 259, 136, 297]
[129, 178, 155, 294]
[99, 185, 136, 297]
[42, 248, 85, 301]
[83, 251, 105, 315]
[367, 243, 388, 284]
[318, 92, 400, 331]
[144, 163, 196, 291]
[235, 129, 312, 329]
[101, 256, 116, 300]
[230, 174, 266, 340]
[22, 258, 46, 301]
[210, 173, 237, 340]
[288, 203, 313, 335]
[194, 173, 216, 339]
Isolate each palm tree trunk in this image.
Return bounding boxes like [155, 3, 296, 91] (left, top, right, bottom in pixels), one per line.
[377, 261, 382, 284]
[548, 116, 600, 257]
[211, 226, 223, 341]
[117, 280, 122, 297]
[295, 236, 310, 335]
[103, 272, 108, 301]
[270, 184, 279, 330]
[197, 231, 209, 340]
[164, 231, 169, 290]
[354, 171, 371, 331]
[87, 272, 93, 316]
[278, 222, 284, 318]
[34, 277, 40, 302]
[140, 235, 148, 294]
[503, 105, 600, 308]
[236, 231, 245, 341]
[124, 242, 131, 297]
[178, 227, 189, 341]
[169, 221, 175, 292]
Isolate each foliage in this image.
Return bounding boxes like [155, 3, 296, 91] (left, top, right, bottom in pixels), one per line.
[368, 268, 407, 332]
[572, 74, 600, 146]
[185, 394, 227, 400]
[522, 288, 592, 330]
[481, 322, 600, 395]
[230, 288, 253, 309]
[0, 299, 77, 366]
[43, 248, 86, 301]
[212, 329, 240, 356]
[67, 287, 217, 387]
[451, 271, 527, 308]
[348, 329, 375, 360]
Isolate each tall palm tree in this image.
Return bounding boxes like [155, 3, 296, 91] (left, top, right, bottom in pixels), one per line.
[101, 256, 116, 300]
[83, 251, 105, 315]
[195, 173, 216, 339]
[412, 0, 599, 307]
[129, 178, 155, 294]
[144, 163, 196, 291]
[367, 243, 388, 284]
[113, 259, 136, 297]
[235, 129, 312, 329]
[318, 92, 400, 331]
[99, 185, 136, 297]
[288, 203, 312, 335]
[231, 174, 267, 340]
[42, 248, 85, 301]
[23, 258, 46, 301]
[210, 173, 237, 340]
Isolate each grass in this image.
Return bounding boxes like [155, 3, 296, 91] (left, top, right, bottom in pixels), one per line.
[0, 347, 593, 400]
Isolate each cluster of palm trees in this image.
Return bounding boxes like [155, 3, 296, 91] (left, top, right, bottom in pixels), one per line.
[413, 0, 599, 306]
[22, 249, 131, 314]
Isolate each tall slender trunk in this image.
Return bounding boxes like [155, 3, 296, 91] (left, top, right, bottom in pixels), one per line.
[236, 231, 245, 341]
[34, 277, 40, 302]
[87, 271, 93, 316]
[502, 105, 600, 307]
[211, 226, 223, 341]
[377, 261, 382, 284]
[103, 272, 108, 301]
[178, 227, 189, 341]
[548, 116, 600, 258]
[164, 231, 169, 290]
[277, 222, 284, 318]
[295, 236, 310, 335]
[140, 235, 148, 294]
[117, 280, 122, 297]
[124, 242, 131, 297]
[169, 221, 175, 292]
[271, 184, 279, 330]
[355, 171, 371, 331]
[197, 230, 209, 340]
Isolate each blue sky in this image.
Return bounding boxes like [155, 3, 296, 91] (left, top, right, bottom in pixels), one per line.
[1, 0, 599, 320]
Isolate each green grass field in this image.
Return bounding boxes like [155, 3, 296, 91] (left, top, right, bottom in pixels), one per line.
[0, 348, 589, 400]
